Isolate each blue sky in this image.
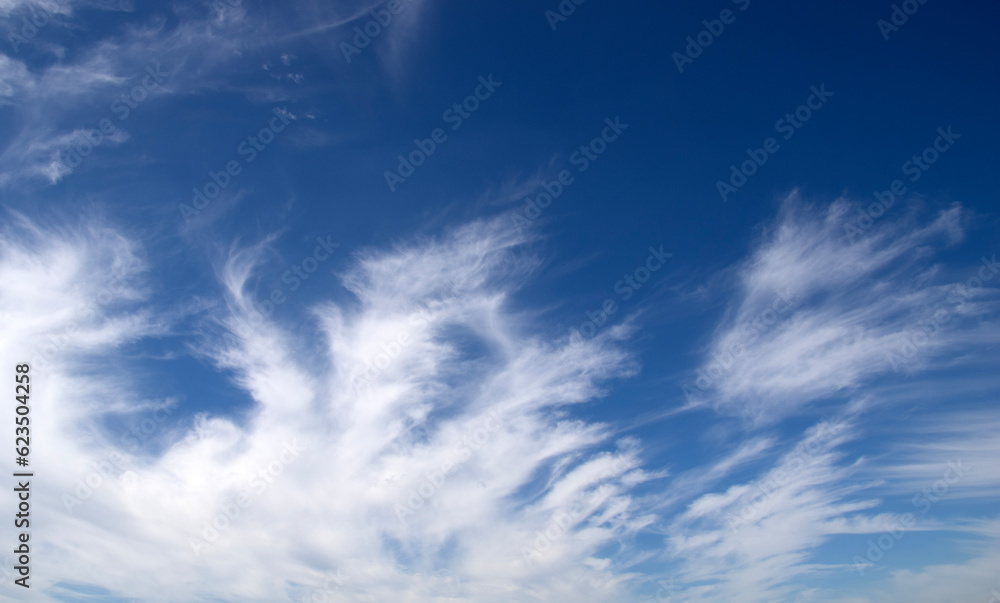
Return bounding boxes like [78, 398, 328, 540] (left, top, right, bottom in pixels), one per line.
[1, 0, 999, 601]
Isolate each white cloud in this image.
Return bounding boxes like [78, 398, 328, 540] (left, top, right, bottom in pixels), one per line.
[0, 0, 437, 186]
[1, 197, 996, 601]
[0, 0, 251, 185]
[0, 215, 661, 601]
[686, 192, 1000, 423]
[664, 417, 873, 602]
[870, 410, 1000, 501]
[662, 411, 1000, 603]
[0, 0, 72, 18]
[0, 54, 33, 100]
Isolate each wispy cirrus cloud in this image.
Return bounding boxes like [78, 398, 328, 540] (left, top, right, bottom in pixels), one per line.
[0, 0, 256, 185]
[660, 408, 1000, 603]
[1, 194, 997, 601]
[1, 0, 435, 187]
[685, 192, 1000, 423]
[0, 214, 662, 601]
[664, 416, 874, 602]
[278, 0, 431, 76]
